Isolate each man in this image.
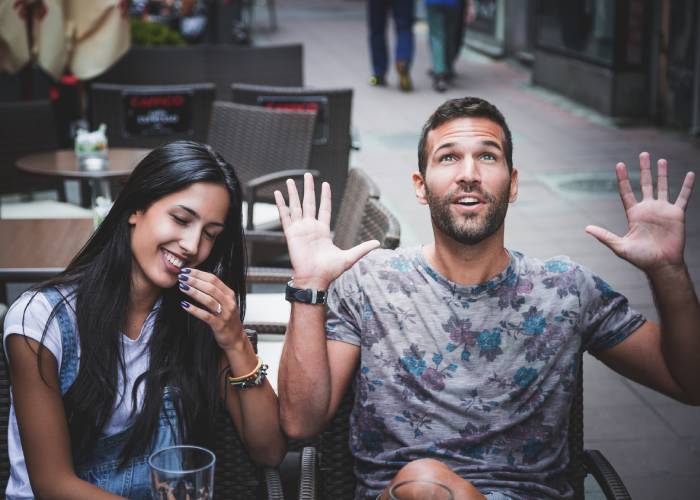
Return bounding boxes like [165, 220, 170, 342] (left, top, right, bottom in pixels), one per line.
[274, 97, 699, 499]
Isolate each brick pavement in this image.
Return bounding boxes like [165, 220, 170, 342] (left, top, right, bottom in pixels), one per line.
[259, 1, 700, 497]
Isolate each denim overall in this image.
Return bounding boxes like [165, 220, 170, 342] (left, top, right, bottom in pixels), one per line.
[44, 288, 179, 499]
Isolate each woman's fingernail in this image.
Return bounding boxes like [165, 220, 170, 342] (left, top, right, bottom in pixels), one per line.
[180, 300, 190, 308]
[181, 268, 192, 274]
[179, 282, 190, 291]
[178, 274, 189, 281]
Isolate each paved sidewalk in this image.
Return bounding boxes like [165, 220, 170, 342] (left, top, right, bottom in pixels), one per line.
[258, 1, 700, 498]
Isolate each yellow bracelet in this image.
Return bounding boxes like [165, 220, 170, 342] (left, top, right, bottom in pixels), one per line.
[226, 356, 263, 383]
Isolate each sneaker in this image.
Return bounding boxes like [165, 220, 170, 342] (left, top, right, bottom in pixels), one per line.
[368, 75, 386, 86]
[433, 75, 448, 93]
[396, 61, 413, 92]
[427, 69, 456, 82]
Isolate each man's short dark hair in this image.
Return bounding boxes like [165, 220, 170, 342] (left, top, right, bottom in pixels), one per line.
[417, 97, 513, 176]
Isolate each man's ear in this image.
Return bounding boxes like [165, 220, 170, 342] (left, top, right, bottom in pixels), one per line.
[128, 210, 143, 225]
[509, 167, 519, 203]
[412, 170, 428, 205]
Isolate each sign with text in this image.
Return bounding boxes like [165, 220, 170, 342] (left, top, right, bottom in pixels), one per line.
[257, 95, 329, 145]
[122, 90, 193, 137]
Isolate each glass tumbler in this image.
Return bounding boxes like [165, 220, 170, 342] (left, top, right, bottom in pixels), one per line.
[149, 445, 216, 500]
[388, 479, 454, 500]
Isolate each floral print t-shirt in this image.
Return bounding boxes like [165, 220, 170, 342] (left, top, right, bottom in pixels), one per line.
[326, 247, 645, 499]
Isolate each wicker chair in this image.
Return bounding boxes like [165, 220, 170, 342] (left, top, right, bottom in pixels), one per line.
[207, 101, 316, 234]
[0, 313, 285, 499]
[297, 361, 632, 500]
[230, 84, 353, 226]
[0, 100, 66, 201]
[93, 44, 303, 99]
[89, 83, 217, 149]
[245, 167, 396, 286]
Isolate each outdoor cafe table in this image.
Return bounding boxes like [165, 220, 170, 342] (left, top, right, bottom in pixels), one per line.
[16, 148, 150, 207]
[0, 218, 93, 302]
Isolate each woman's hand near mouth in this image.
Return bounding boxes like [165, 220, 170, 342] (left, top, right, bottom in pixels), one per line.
[177, 268, 246, 352]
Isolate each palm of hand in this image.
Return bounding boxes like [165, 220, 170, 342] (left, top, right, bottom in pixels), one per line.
[285, 218, 348, 281]
[586, 154, 694, 272]
[620, 199, 686, 269]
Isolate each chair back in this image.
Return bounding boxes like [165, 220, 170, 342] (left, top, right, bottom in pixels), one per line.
[230, 84, 353, 225]
[89, 83, 216, 149]
[93, 44, 303, 99]
[0, 100, 64, 198]
[207, 101, 315, 199]
[317, 356, 588, 500]
[332, 168, 381, 251]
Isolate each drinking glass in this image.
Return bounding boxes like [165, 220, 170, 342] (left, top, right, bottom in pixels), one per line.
[149, 445, 216, 500]
[388, 479, 454, 500]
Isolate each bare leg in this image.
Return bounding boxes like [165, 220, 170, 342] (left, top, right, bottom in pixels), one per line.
[378, 459, 486, 500]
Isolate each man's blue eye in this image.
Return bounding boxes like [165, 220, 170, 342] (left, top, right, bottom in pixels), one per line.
[480, 153, 496, 161]
[441, 153, 457, 162]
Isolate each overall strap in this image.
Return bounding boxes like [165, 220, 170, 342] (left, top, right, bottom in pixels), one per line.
[42, 287, 80, 395]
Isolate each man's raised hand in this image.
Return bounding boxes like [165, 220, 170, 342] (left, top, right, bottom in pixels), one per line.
[274, 173, 380, 288]
[586, 152, 695, 273]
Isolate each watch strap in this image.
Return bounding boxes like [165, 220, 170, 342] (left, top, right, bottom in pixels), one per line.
[285, 280, 327, 305]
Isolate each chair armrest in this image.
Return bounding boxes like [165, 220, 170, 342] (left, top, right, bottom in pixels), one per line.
[246, 169, 320, 230]
[298, 446, 318, 500]
[246, 230, 287, 246]
[263, 467, 285, 499]
[583, 449, 632, 500]
[247, 266, 293, 285]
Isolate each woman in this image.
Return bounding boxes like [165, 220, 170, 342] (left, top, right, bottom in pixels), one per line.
[3, 141, 286, 499]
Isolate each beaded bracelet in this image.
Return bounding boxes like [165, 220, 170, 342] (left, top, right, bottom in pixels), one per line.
[226, 356, 263, 383]
[234, 364, 268, 390]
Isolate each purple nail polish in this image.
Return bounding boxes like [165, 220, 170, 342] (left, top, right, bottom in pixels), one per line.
[178, 274, 189, 281]
[181, 268, 192, 274]
[179, 282, 190, 291]
[180, 300, 190, 308]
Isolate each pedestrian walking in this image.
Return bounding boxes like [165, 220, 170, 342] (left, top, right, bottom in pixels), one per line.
[425, 0, 462, 92]
[367, 0, 415, 91]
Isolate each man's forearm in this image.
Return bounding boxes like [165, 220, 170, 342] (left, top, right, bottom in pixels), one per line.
[278, 303, 333, 438]
[649, 263, 700, 403]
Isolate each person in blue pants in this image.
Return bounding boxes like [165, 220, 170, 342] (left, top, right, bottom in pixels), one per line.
[426, 0, 462, 92]
[367, 0, 415, 91]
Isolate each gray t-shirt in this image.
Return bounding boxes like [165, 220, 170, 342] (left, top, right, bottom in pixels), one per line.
[326, 247, 645, 499]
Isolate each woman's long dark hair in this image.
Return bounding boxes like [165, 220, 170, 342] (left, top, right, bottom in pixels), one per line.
[25, 141, 246, 464]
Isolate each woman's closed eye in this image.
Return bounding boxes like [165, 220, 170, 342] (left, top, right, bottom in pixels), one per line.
[172, 214, 189, 225]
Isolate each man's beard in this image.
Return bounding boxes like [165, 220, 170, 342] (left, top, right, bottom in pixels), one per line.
[425, 182, 511, 245]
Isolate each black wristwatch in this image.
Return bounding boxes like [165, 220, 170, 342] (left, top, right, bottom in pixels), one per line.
[285, 280, 328, 305]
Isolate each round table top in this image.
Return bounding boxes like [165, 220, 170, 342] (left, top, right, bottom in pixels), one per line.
[16, 148, 151, 179]
[0, 218, 93, 270]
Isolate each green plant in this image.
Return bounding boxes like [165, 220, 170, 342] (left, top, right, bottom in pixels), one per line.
[130, 18, 186, 47]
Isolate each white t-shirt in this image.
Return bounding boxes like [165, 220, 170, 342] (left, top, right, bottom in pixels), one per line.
[3, 287, 159, 500]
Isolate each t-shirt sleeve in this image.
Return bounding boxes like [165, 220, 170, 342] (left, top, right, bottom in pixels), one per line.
[325, 266, 364, 347]
[3, 290, 63, 367]
[576, 265, 646, 355]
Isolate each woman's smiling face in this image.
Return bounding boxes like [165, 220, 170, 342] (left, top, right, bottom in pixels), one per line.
[128, 182, 230, 293]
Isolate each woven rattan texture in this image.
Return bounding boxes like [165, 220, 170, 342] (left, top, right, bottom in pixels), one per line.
[207, 102, 315, 203]
[231, 84, 353, 226]
[89, 83, 216, 149]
